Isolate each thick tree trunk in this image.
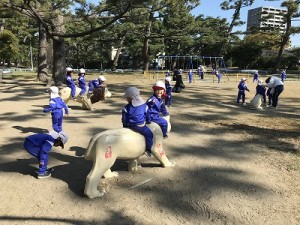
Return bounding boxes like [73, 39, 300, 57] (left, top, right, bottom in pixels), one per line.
[143, 35, 150, 73]
[37, 24, 49, 82]
[52, 38, 66, 86]
[51, 14, 66, 86]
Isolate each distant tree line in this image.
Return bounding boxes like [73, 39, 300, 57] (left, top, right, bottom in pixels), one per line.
[0, 0, 299, 85]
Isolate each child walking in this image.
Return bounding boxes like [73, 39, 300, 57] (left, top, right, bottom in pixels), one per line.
[147, 81, 170, 138]
[43, 86, 69, 133]
[122, 87, 153, 157]
[253, 71, 259, 82]
[280, 69, 287, 82]
[65, 67, 76, 100]
[78, 68, 87, 97]
[165, 77, 172, 107]
[188, 69, 194, 83]
[215, 70, 222, 83]
[237, 78, 250, 105]
[23, 131, 68, 179]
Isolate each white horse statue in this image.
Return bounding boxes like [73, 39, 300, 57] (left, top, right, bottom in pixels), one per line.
[248, 94, 264, 110]
[84, 116, 174, 198]
[59, 86, 112, 110]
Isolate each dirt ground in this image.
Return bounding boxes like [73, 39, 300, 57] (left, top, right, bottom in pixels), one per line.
[0, 73, 299, 225]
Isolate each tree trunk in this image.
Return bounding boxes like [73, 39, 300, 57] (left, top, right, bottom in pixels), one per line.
[273, 18, 292, 74]
[142, 26, 151, 73]
[52, 38, 66, 86]
[51, 14, 66, 86]
[37, 24, 49, 82]
[143, 5, 156, 74]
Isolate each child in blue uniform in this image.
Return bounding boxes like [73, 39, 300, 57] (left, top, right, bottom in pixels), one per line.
[88, 75, 106, 94]
[215, 70, 222, 83]
[165, 77, 172, 107]
[165, 70, 171, 77]
[280, 69, 287, 82]
[147, 81, 170, 138]
[256, 80, 266, 104]
[78, 68, 87, 97]
[253, 71, 259, 82]
[65, 67, 76, 100]
[188, 69, 194, 83]
[44, 86, 69, 133]
[122, 87, 153, 157]
[237, 78, 250, 105]
[23, 131, 68, 179]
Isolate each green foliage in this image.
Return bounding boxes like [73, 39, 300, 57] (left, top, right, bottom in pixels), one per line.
[228, 39, 263, 69]
[1, 0, 300, 71]
[0, 30, 20, 62]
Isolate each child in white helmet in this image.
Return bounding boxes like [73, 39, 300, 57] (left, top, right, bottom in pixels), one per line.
[43, 86, 69, 133]
[122, 87, 153, 157]
[237, 78, 250, 105]
[165, 77, 172, 107]
[88, 75, 106, 94]
[78, 68, 87, 97]
[147, 81, 170, 138]
[188, 69, 194, 83]
[23, 131, 68, 179]
[65, 67, 76, 100]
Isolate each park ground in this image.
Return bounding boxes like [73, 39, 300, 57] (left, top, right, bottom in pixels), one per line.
[0, 72, 299, 225]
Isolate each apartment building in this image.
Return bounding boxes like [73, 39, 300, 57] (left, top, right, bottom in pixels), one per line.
[247, 7, 287, 32]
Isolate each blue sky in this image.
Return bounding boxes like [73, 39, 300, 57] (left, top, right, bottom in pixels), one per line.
[191, 0, 300, 47]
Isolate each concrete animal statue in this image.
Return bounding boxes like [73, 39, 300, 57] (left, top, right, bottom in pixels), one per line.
[248, 94, 263, 110]
[84, 116, 174, 199]
[59, 87, 112, 110]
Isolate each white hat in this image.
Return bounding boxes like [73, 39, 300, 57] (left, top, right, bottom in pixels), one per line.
[98, 75, 106, 81]
[123, 87, 144, 107]
[49, 86, 60, 98]
[152, 80, 166, 91]
[241, 78, 247, 81]
[165, 77, 171, 82]
[79, 68, 85, 74]
[59, 131, 68, 145]
[49, 130, 59, 139]
[66, 67, 73, 72]
[48, 130, 68, 149]
[257, 79, 262, 85]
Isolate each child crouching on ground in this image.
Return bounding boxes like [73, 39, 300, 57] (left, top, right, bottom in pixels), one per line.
[122, 87, 153, 157]
[147, 81, 170, 138]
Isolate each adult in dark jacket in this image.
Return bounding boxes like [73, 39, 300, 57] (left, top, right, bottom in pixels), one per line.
[173, 69, 185, 93]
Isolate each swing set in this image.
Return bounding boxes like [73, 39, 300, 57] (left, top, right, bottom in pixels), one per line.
[157, 55, 229, 82]
[157, 56, 227, 72]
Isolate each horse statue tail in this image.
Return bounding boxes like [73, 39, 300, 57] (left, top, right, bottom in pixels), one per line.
[84, 132, 105, 160]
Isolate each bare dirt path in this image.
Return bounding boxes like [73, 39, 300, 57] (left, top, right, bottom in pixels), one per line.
[0, 74, 299, 225]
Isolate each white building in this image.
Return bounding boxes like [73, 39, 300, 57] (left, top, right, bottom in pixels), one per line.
[247, 7, 287, 32]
